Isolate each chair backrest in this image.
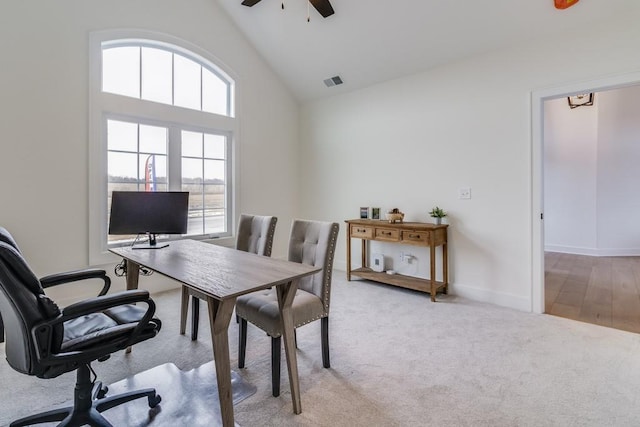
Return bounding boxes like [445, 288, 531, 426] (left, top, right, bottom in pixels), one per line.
[0, 240, 62, 376]
[288, 219, 339, 314]
[235, 214, 277, 256]
[0, 226, 21, 252]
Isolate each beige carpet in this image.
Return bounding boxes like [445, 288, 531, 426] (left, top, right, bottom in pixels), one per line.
[2, 272, 640, 426]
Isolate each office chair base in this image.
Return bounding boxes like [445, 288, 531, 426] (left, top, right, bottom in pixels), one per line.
[10, 364, 161, 427]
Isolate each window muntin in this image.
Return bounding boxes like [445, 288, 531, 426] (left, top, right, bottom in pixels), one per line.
[182, 131, 227, 236]
[101, 43, 232, 117]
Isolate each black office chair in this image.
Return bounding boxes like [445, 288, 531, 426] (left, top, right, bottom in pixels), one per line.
[0, 227, 162, 427]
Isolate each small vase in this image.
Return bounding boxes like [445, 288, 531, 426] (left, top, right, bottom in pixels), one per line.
[434, 217, 442, 225]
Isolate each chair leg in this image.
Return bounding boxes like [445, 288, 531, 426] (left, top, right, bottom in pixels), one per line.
[191, 295, 200, 341]
[10, 406, 71, 426]
[271, 336, 281, 397]
[321, 316, 330, 368]
[179, 286, 189, 335]
[238, 318, 247, 369]
[95, 388, 161, 412]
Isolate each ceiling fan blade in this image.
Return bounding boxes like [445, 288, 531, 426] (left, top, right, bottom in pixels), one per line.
[241, 0, 262, 6]
[309, 0, 335, 18]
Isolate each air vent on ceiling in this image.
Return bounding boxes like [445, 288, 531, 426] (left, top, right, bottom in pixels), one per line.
[323, 75, 343, 87]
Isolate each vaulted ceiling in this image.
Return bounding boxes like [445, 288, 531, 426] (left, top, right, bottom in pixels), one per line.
[217, 0, 640, 102]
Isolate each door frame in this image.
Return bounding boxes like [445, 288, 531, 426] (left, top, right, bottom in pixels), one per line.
[531, 71, 640, 314]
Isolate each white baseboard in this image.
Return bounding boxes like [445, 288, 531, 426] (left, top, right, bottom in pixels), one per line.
[450, 283, 531, 312]
[336, 257, 531, 312]
[545, 244, 640, 257]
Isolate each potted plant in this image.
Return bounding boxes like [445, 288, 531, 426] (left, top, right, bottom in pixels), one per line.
[429, 206, 447, 225]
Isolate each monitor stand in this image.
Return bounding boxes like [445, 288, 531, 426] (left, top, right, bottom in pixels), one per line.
[132, 233, 169, 250]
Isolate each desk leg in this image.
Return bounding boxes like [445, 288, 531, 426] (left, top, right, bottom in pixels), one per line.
[125, 260, 140, 291]
[277, 279, 302, 414]
[125, 260, 140, 353]
[206, 297, 236, 427]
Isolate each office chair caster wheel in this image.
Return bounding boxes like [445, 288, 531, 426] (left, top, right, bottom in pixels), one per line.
[148, 394, 162, 408]
[97, 385, 108, 399]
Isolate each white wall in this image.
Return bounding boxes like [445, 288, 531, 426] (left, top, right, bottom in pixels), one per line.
[300, 13, 640, 311]
[0, 1, 300, 301]
[597, 86, 640, 254]
[544, 85, 640, 256]
[544, 97, 598, 254]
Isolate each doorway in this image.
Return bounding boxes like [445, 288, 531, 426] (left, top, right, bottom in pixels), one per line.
[542, 85, 640, 332]
[531, 71, 640, 319]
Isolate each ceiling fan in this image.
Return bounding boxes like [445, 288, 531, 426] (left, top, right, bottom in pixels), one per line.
[241, 0, 335, 18]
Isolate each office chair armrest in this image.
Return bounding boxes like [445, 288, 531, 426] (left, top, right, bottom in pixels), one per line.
[62, 289, 150, 318]
[32, 290, 157, 366]
[62, 290, 157, 349]
[40, 268, 111, 296]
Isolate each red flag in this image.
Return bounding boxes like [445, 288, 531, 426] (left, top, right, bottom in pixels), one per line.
[145, 155, 156, 192]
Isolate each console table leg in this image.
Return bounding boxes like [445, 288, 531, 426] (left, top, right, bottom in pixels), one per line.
[443, 242, 449, 294]
[346, 230, 352, 281]
[430, 236, 437, 302]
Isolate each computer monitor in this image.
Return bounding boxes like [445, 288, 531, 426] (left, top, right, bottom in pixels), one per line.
[108, 191, 189, 249]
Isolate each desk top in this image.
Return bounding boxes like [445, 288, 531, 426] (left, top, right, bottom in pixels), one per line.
[110, 239, 321, 300]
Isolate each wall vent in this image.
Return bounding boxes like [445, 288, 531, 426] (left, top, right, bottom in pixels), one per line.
[323, 75, 343, 87]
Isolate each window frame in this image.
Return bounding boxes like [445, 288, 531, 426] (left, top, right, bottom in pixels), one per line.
[89, 30, 239, 265]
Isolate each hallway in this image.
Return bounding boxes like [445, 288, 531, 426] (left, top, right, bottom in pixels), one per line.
[545, 252, 640, 334]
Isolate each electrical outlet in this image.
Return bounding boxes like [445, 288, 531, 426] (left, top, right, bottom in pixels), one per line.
[400, 252, 413, 264]
[459, 187, 471, 199]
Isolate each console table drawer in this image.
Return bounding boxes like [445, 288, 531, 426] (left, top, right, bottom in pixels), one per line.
[402, 231, 429, 245]
[375, 228, 400, 241]
[351, 225, 374, 239]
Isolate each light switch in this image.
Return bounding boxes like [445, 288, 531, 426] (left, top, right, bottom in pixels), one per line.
[459, 187, 471, 199]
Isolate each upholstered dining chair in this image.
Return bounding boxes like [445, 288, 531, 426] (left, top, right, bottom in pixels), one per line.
[236, 219, 339, 397]
[0, 227, 162, 427]
[179, 214, 277, 340]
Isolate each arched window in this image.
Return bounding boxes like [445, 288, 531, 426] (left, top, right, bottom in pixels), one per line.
[89, 31, 237, 264]
[101, 42, 232, 116]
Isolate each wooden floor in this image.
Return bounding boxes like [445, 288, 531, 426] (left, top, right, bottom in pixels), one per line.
[545, 252, 640, 334]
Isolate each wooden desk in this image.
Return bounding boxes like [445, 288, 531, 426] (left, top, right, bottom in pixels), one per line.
[110, 239, 321, 427]
[345, 219, 448, 302]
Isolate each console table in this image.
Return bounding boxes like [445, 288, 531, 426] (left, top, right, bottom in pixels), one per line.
[345, 219, 448, 302]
